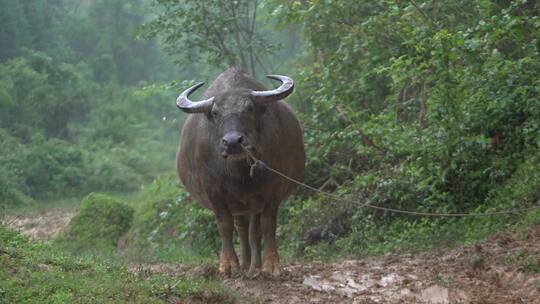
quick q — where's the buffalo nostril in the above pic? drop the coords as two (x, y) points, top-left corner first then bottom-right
(222, 132), (245, 154)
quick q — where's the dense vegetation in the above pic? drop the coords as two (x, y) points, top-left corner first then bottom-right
(56, 193), (134, 254)
(266, 0), (540, 256)
(1, 0), (540, 298)
(0, 0), (181, 206)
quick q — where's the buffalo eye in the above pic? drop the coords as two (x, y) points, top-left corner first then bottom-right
(246, 105), (254, 112)
(211, 109), (220, 117)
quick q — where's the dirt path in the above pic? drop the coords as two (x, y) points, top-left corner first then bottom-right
(120, 227), (540, 304)
(225, 227), (540, 304)
(5, 209), (76, 241)
(7, 211), (540, 303)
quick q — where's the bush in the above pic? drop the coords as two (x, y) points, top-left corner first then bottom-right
(57, 193), (134, 253)
(129, 175), (220, 258)
(0, 129), (33, 207)
(21, 135), (87, 199)
(266, 0), (540, 259)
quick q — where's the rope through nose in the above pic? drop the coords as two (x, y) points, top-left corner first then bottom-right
(241, 144), (265, 178)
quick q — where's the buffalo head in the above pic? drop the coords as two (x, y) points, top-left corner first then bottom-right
(176, 75), (294, 161)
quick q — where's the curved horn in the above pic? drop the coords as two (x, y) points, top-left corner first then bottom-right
(176, 82), (214, 113)
(250, 75), (294, 102)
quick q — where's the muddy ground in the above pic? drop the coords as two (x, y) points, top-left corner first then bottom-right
(6, 210), (540, 304)
(5, 209), (76, 241)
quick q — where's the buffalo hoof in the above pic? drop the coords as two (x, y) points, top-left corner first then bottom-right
(246, 268), (261, 279)
(262, 254), (281, 277)
(219, 254), (240, 277)
(239, 259), (251, 272)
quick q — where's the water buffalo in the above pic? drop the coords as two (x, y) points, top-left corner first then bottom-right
(176, 67), (305, 276)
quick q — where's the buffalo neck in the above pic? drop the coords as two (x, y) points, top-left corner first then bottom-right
(212, 154), (266, 193)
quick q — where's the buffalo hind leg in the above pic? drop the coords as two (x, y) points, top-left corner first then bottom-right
(248, 213), (262, 275)
(261, 206), (280, 276)
(234, 215), (250, 271)
(215, 208), (240, 276)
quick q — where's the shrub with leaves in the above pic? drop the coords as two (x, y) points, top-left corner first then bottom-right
(130, 175), (220, 257)
(269, 0), (540, 257)
(57, 193), (134, 253)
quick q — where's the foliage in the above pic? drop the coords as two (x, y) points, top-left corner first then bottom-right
(142, 0), (280, 76)
(0, 0), (176, 84)
(0, 225), (247, 304)
(0, 0), (69, 61)
(267, 0), (540, 258)
(0, 130), (33, 207)
(0, 52), (93, 138)
(0, 0), (182, 206)
(56, 193), (134, 253)
(129, 175), (220, 260)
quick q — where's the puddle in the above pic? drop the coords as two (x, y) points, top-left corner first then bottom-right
(303, 271), (458, 303)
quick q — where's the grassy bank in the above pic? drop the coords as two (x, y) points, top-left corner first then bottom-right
(0, 225), (250, 304)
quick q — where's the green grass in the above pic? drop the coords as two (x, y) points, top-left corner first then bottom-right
(280, 205), (540, 263)
(502, 249), (540, 274)
(0, 225), (252, 304)
(118, 175), (220, 264)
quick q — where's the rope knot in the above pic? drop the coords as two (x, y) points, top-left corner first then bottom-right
(249, 160), (266, 177)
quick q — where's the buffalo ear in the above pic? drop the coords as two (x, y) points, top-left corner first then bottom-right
(249, 96), (267, 114)
(204, 105), (219, 121)
(255, 103), (267, 115)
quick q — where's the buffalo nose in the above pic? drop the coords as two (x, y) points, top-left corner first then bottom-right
(221, 132), (245, 153)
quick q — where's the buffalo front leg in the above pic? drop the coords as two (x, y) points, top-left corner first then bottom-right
(234, 215), (250, 271)
(248, 213), (262, 275)
(261, 206), (280, 276)
(215, 208), (240, 276)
